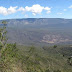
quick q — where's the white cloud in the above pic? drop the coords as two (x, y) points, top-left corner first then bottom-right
(32, 13), (36, 16)
(8, 6), (18, 14)
(64, 9), (67, 11)
(0, 4), (51, 16)
(0, 6), (8, 15)
(44, 7), (51, 14)
(44, 7), (51, 11)
(69, 5), (72, 8)
(25, 4), (44, 15)
(57, 13), (63, 15)
(0, 6), (18, 15)
(24, 4), (51, 15)
(18, 7), (25, 11)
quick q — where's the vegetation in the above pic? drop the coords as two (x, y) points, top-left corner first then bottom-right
(53, 45), (57, 48)
(0, 20), (72, 72)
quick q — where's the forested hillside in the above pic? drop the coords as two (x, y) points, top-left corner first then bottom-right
(0, 20), (72, 72)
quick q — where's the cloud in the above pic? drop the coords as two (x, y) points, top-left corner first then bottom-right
(44, 7), (51, 14)
(32, 13), (36, 16)
(44, 7), (51, 11)
(24, 4), (51, 15)
(18, 7), (25, 11)
(57, 13), (63, 15)
(69, 5), (72, 8)
(0, 6), (8, 15)
(0, 6), (18, 15)
(25, 4), (44, 15)
(8, 6), (18, 14)
(63, 9), (67, 11)
(0, 4), (51, 16)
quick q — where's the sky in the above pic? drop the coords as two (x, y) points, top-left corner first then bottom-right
(0, 0), (72, 19)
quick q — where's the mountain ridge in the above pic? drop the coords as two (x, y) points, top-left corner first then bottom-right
(0, 18), (72, 45)
(0, 18), (72, 28)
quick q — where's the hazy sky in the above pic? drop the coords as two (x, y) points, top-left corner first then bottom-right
(0, 0), (72, 19)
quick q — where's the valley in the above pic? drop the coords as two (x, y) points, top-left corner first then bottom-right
(0, 18), (71, 46)
(0, 18), (72, 72)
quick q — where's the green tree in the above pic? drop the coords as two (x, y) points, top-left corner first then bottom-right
(53, 45), (57, 48)
(0, 21), (7, 49)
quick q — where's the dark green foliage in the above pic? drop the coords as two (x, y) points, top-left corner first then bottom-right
(53, 45), (57, 48)
(53, 70), (61, 72)
(0, 43), (19, 72)
(0, 42), (2, 50)
(0, 44), (72, 72)
(67, 57), (72, 66)
(1, 43), (17, 57)
(60, 46), (72, 56)
(2, 20), (7, 27)
(0, 21), (7, 50)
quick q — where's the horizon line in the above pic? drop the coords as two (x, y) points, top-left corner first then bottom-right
(0, 18), (72, 20)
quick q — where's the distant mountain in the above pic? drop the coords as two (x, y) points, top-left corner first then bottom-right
(0, 18), (72, 45)
(0, 18), (72, 28)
